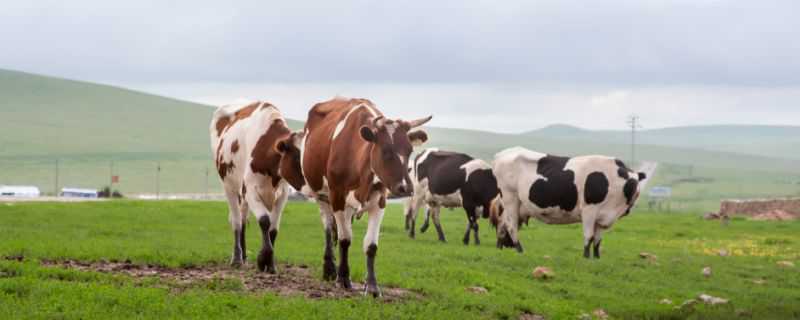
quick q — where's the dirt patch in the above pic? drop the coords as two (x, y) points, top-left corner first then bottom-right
(33, 258), (416, 301)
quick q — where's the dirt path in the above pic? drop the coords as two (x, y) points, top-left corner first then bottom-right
(3, 256), (416, 301)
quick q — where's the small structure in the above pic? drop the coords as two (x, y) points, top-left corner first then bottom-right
(718, 198), (800, 221)
(0, 185), (41, 197)
(647, 186), (672, 211)
(60, 187), (99, 199)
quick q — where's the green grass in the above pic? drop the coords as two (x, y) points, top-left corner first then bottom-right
(1, 201), (799, 319)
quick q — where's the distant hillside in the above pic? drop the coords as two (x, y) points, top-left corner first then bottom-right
(524, 124), (800, 160)
(1, 68), (799, 202)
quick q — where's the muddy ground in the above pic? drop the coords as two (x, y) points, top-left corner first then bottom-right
(3, 255), (416, 302)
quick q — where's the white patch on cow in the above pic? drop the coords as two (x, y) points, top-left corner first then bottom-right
(459, 159), (491, 183)
(385, 121), (397, 143)
(414, 148), (438, 168)
(346, 191), (362, 210)
(332, 105), (365, 140)
(428, 190), (463, 208)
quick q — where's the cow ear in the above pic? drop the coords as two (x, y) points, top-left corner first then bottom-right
(360, 126), (376, 142)
(275, 138), (291, 154)
(638, 172), (647, 180)
(408, 130), (428, 147)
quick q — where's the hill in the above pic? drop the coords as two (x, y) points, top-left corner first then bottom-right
(1, 68), (799, 209)
(524, 124), (800, 160)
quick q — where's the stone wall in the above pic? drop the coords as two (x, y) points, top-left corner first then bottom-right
(719, 198), (800, 216)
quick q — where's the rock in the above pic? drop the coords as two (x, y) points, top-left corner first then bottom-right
(592, 309), (609, 320)
(659, 299), (673, 305)
(752, 279), (766, 285)
(777, 261), (795, 268)
(702, 267), (712, 278)
(518, 313), (545, 320)
(674, 299), (697, 310)
(532, 267), (554, 280)
(698, 294), (729, 305)
(704, 212), (722, 220)
(718, 249), (729, 257)
(466, 286), (488, 294)
(639, 252), (658, 262)
(543, 255), (551, 260)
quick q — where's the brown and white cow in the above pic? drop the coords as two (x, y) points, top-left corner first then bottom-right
(209, 101), (304, 272)
(301, 97), (430, 297)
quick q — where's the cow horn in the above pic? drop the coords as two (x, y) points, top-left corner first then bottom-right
(408, 115), (433, 128)
(373, 116), (386, 127)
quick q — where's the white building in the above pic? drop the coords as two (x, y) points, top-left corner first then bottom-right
(0, 185), (41, 197)
(60, 187), (99, 198)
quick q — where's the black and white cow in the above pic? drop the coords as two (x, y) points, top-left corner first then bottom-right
(404, 148), (502, 245)
(490, 147), (646, 258)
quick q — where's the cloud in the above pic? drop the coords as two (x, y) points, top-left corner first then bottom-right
(1, 0), (800, 86)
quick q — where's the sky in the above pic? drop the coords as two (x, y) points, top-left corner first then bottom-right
(2, 0), (800, 132)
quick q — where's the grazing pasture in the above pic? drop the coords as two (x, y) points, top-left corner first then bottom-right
(1, 201), (798, 319)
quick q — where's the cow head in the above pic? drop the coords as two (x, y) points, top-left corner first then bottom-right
(360, 115), (431, 197)
(275, 131), (306, 191)
(488, 194), (504, 227)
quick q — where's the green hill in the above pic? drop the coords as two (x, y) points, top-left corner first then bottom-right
(1, 68), (799, 209)
(525, 124), (800, 160)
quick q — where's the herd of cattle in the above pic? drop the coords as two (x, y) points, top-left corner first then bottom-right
(210, 97), (647, 297)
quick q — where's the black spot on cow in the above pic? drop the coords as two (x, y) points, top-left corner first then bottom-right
(623, 178), (639, 205)
(584, 171), (609, 205)
(615, 159), (630, 179)
(529, 155), (578, 212)
(415, 151), (471, 195)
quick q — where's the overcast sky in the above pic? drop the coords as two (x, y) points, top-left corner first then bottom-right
(2, 0), (799, 132)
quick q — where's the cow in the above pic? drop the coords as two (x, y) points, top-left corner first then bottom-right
(301, 97), (430, 297)
(209, 101), (305, 272)
(403, 148), (502, 245)
(490, 147), (646, 258)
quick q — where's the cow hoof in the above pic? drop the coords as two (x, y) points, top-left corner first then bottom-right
(364, 284), (382, 298)
(514, 243), (524, 253)
(323, 262), (337, 281)
(230, 259), (243, 268)
(408, 232), (415, 239)
(338, 278), (352, 289)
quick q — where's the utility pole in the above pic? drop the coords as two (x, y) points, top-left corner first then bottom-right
(54, 159), (59, 197)
(204, 166), (209, 200)
(156, 162), (161, 200)
(626, 114), (641, 165)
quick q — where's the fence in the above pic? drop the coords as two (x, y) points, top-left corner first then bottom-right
(0, 158), (225, 198)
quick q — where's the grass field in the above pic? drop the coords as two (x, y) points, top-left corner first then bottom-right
(1, 201), (798, 319)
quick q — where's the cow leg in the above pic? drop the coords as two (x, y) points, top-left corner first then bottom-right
(267, 184), (290, 257)
(431, 206), (446, 242)
(420, 206), (431, 233)
(319, 201), (337, 281)
(246, 188), (278, 273)
(497, 197), (523, 253)
(463, 206), (477, 245)
(238, 197), (249, 263)
(363, 203), (384, 297)
(224, 190), (245, 267)
(331, 193), (354, 289)
(581, 211), (597, 259)
(472, 215), (480, 246)
(593, 226), (605, 259)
